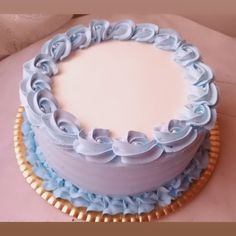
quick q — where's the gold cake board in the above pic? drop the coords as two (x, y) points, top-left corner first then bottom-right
(14, 106), (220, 222)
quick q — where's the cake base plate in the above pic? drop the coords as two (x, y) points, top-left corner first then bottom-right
(14, 106), (220, 222)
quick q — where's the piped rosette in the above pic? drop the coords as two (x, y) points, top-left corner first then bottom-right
(154, 28), (183, 51)
(187, 82), (218, 106)
(107, 20), (136, 40)
(131, 23), (159, 43)
(89, 20), (111, 43)
(24, 89), (58, 126)
(153, 120), (198, 153)
(73, 128), (116, 163)
(173, 43), (200, 66)
(41, 110), (80, 150)
(20, 72), (52, 107)
(185, 62), (214, 86)
(66, 24), (92, 50)
(41, 33), (72, 62)
(178, 103), (217, 130)
(112, 131), (163, 164)
(23, 53), (58, 77)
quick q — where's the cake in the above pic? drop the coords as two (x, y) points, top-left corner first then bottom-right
(19, 19), (218, 216)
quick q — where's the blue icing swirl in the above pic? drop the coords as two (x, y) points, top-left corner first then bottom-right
(185, 62), (213, 86)
(73, 128), (116, 163)
(154, 28), (183, 51)
(187, 82), (218, 106)
(108, 20), (136, 40)
(41, 109), (80, 149)
(131, 23), (159, 43)
(25, 89), (58, 126)
(66, 25), (92, 50)
(153, 120), (198, 153)
(89, 19), (111, 43)
(112, 131), (163, 164)
(20, 72), (52, 96)
(32, 53), (58, 76)
(19, 72), (52, 107)
(22, 117), (210, 215)
(180, 103), (216, 129)
(173, 43), (200, 66)
(41, 33), (72, 61)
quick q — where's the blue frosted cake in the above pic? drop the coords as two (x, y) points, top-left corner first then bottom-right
(19, 19), (218, 216)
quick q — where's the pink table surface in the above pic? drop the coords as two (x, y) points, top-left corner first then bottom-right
(0, 14), (236, 222)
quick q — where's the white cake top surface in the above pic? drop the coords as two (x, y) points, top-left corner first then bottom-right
(54, 40), (187, 138)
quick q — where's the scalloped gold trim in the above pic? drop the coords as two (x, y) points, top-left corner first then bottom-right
(14, 106), (220, 222)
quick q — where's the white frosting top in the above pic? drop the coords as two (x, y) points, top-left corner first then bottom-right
(53, 40), (187, 138)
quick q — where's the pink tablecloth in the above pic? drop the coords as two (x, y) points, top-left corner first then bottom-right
(0, 14), (236, 222)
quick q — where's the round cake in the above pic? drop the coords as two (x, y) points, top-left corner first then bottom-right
(19, 19), (218, 216)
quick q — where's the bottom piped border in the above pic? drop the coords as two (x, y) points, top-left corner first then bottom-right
(14, 106), (220, 222)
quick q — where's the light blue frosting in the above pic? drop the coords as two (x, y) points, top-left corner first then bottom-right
(22, 114), (210, 215)
(41, 110), (80, 149)
(24, 53), (58, 77)
(131, 23), (158, 42)
(41, 34), (72, 62)
(112, 131), (163, 164)
(20, 19), (218, 165)
(154, 28), (183, 51)
(25, 89), (58, 126)
(173, 43), (200, 66)
(153, 120), (198, 153)
(73, 128), (116, 163)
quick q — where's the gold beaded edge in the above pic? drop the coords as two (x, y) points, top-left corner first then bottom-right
(14, 106), (220, 222)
